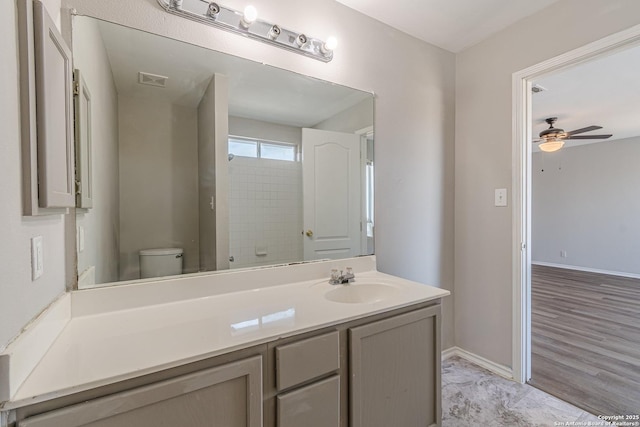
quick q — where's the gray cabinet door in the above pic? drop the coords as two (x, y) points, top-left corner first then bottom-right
(349, 306), (442, 427)
(18, 0), (75, 214)
(18, 356), (263, 427)
(33, 0), (75, 208)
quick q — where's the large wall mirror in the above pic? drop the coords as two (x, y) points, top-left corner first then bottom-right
(73, 16), (374, 289)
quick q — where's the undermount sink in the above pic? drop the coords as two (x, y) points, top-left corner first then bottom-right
(324, 283), (398, 304)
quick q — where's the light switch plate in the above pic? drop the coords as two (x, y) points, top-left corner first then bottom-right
(31, 236), (44, 280)
(495, 188), (507, 207)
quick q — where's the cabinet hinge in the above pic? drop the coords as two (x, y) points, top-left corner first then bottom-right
(73, 81), (80, 96)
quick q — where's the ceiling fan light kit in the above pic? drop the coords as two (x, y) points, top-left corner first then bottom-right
(538, 139), (565, 153)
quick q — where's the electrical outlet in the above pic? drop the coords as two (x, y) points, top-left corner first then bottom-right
(31, 236), (44, 280)
(560, 250), (567, 258)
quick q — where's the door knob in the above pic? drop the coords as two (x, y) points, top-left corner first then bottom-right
(305, 229), (313, 237)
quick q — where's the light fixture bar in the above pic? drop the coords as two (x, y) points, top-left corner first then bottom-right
(157, 0), (335, 62)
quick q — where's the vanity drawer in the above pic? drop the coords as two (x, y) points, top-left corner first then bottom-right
(275, 331), (339, 391)
(277, 375), (340, 427)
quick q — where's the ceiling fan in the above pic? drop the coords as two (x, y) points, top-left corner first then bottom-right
(534, 117), (612, 152)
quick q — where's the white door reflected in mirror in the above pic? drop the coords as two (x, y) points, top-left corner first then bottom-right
(302, 128), (362, 261)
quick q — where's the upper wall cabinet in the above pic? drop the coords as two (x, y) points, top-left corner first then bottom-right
(18, 0), (75, 215)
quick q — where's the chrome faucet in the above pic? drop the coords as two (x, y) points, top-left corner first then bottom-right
(329, 267), (355, 285)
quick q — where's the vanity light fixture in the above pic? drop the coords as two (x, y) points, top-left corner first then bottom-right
(538, 138), (565, 153)
(157, 0), (336, 62)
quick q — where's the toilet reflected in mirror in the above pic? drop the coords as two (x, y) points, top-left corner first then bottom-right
(139, 248), (184, 279)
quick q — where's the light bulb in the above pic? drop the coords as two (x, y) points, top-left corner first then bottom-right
(240, 5), (257, 27)
(320, 36), (337, 56)
(325, 36), (337, 51)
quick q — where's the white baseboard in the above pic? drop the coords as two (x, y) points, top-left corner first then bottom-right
(442, 346), (513, 380)
(532, 261), (640, 280)
(441, 346), (458, 360)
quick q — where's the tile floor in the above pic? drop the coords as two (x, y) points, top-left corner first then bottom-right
(442, 356), (602, 426)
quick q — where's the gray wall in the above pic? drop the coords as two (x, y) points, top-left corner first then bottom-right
(73, 17), (120, 285)
(118, 95), (199, 281)
(0, 0), (68, 349)
(455, 0), (640, 367)
(532, 137), (640, 276)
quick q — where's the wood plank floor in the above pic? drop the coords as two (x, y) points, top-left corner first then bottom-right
(529, 265), (640, 416)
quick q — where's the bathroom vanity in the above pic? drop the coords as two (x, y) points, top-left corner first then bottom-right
(0, 257), (448, 427)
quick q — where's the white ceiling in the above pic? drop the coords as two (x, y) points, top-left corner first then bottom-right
(335, 0), (562, 52)
(532, 44), (640, 149)
(95, 20), (370, 128)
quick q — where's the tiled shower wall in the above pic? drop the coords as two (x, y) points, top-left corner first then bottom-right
(229, 157), (303, 268)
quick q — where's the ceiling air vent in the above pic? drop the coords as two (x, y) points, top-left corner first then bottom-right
(138, 72), (168, 88)
(531, 84), (547, 94)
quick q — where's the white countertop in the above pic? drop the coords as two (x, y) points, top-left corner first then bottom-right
(1, 258), (449, 409)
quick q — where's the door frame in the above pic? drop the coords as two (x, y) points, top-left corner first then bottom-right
(355, 126), (374, 255)
(511, 24), (640, 384)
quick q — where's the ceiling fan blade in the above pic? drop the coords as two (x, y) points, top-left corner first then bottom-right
(565, 134), (612, 140)
(566, 125), (602, 135)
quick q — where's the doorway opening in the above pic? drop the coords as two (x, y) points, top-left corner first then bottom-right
(512, 24), (640, 413)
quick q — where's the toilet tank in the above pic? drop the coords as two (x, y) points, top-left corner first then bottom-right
(139, 248), (183, 279)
